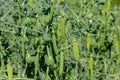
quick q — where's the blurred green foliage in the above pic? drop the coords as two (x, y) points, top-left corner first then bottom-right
(0, 0), (120, 80)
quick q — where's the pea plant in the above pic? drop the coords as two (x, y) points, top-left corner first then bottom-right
(0, 0), (120, 80)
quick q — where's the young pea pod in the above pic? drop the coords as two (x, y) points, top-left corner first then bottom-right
(21, 28), (26, 59)
(104, 58), (107, 74)
(86, 33), (91, 51)
(110, 65), (114, 74)
(59, 51), (64, 76)
(7, 59), (13, 80)
(61, 12), (66, 39)
(89, 55), (93, 77)
(114, 35), (119, 53)
(29, 0), (33, 7)
(117, 55), (120, 65)
(52, 28), (58, 55)
(106, 0), (111, 12)
(35, 52), (39, 78)
(102, 10), (106, 21)
(57, 0), (61, 5)
(73, 38), (80, 60)
(57, 12), (66, 42)
(50, 0), (54, 21)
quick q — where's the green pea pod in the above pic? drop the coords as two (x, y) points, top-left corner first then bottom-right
(57, 0), (61, 5)
(73, 38), (80, 60)
(29, 0), (33, 7)
(107, 0), (111, 11)
(50, 0), (54, 21)
(59, 51), (64, 76)
(86, 33), (91, 51)
(52, 28), (58, 55)
(114, 35), (119, 53)
(104, 58), (107, 74)
(61, 12), (66, 39)
(89, 55), (93, 77)
(7, 59), (13, 80)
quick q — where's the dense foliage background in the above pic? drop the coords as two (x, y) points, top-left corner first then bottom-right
(0, 0), (120, 80)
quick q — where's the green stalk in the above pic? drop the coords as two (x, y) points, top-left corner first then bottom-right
(17, 0), (22, 24)
(45, 67), (51, 80)
(21, 28), (26, 59)
(19, 27), (27, 77)
(0, 41), (4, 70)
(34, 46), (40, 78)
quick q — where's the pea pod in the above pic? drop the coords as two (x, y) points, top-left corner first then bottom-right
(59, 51), (64, 76)
(114, 35), (119, 53)
(7, 59), (13, 80)
(73, 38), (80, 60)
(50, 0), (54, 21)
(104, 58), (107, 74)
(107, 0), (111, 11)
(52, 28), (58, 55)
(89, 55), (93, 77)
(57, 0), (61, 5)
(61, 12), (66, 39)
(86, 33), (91, 51)
(29, 0), (33, 7)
